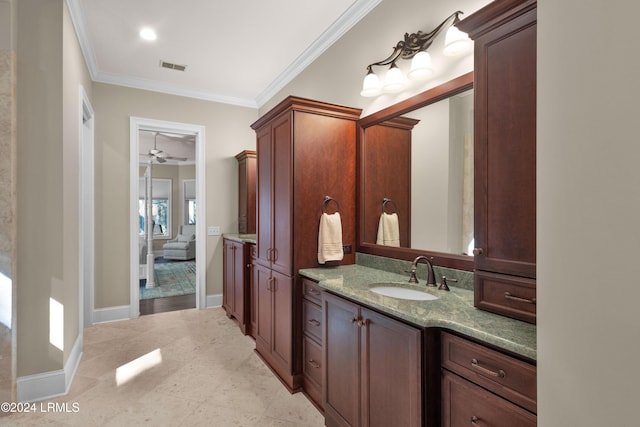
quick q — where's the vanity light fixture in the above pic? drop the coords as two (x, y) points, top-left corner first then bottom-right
(360, 11), (471, 97)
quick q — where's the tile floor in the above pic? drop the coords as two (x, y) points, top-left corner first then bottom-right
(4, 308), (324, 426)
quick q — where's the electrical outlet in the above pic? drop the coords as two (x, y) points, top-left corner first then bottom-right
(207, 226), (221, 236)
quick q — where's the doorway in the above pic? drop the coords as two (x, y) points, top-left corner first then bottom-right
(129, 118), (206, 317)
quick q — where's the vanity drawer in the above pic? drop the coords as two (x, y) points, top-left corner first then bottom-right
(441, 332), (537, 413)
(303, 336), (323, 387)
(442, 370), (536, 427)
(475, 271), (536, 324)
(302, 277), (323, 305)
(302, 299), (323, 343)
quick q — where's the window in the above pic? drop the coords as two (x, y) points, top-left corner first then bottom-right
(139, 177), (172, 239)
(187, 199), (196, 225)
(184, 179), (196, 225)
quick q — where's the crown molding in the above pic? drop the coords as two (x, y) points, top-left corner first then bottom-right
(94, 71), (259, 108)
(66, 0), (98, 79)
(65, 0), (380, 109)
(254, 0), (382, 107)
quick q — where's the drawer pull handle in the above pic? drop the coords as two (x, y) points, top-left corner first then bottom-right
(307, 319), (321, 326)
(308, 359), (320, 369)
(504, 292), (537, 305)
(308, 289), (321, 295)
(470, 415), (480, 426)
(471, 359), (505, 378)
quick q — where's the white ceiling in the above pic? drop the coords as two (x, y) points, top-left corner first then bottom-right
(68, 0), (381, 108)
(139, 131), (196, 165)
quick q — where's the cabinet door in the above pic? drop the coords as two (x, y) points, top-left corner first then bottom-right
(361, 307), (422, 427)
(473, 8), (537, 278)
(271, 114), (293, 275)
(256, 125), (272, 267)
(254, 263), (273, 354)
(442, 370), (536, 427)
(271, 269), (292, 372)
(323, 292), (361, 427)
(222, 239), (234, 316)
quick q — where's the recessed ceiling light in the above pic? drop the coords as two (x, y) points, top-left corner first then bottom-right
(139, 28), (157, 41)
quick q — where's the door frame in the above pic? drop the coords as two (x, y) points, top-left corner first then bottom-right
(80, 85), (95, 328)
(129, 117), (206, 318)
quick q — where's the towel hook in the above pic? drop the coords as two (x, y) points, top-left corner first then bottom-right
(322, 196), (340, 214)
(382, 198), (398, 214)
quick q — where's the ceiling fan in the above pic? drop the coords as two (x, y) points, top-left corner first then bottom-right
(148, 132), (187, 163)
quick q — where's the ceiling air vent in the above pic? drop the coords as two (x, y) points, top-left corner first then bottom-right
(159, 60), (187, 72)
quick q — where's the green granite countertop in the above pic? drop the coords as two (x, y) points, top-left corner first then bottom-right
(299, 265), (537, 361)
(222, 233), (256, 244)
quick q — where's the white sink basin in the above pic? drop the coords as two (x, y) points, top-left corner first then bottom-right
(370, 286), (438, 301)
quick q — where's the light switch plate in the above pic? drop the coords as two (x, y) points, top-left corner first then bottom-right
(207, 226), (221, 236)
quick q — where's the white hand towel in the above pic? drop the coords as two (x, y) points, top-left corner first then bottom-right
(318, 212), (344, 264)
(376, 212), (400, 247)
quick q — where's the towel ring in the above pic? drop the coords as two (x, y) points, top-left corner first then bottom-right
(382, 198), (398, 214)
(322, 196), (340, 214)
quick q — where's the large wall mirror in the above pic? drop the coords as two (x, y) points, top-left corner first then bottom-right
(357, 72), (474, 271)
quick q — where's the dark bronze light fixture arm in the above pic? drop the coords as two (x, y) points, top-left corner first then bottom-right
(364, 11), (464, 72)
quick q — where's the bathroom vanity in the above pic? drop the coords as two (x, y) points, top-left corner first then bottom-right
(299, 262), (536, 426)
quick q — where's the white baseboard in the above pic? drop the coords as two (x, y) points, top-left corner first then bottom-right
(92, 305), (130, 324)
(17, 333), (83, 402)
(206, 293), (222, 308)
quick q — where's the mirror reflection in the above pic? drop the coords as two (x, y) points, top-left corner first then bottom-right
(361, 88), (474, 256)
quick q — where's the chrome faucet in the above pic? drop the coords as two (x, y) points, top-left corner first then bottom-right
(407, 256), (437, 287)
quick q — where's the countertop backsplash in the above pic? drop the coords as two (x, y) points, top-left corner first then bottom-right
(355, 252), (474, 291)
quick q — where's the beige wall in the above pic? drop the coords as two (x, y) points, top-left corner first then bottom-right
(537, 1), (640, 425)
(16, 0), (92, 377)
(93, 83), (257, 308)
(0, 0), (16, 406)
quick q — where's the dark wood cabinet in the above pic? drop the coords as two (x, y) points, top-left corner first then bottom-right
(442, 371), (536, 427)
(251, 97), (361, 391)
(222, 238), (250, 334)
(235, 150), (256, 234)
(459, 0), (537, 324)
(301, 278), (324, 410)
(441, 332), (537, 427)
(360, 117), (418, 247)
(253, 262), (293, 377)
(323, 292), (422, 427)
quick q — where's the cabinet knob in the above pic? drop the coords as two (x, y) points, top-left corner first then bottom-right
(473, 248), (483, 256)
(470, 416), (480, 426)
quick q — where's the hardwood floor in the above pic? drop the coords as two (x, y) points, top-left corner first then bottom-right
(140, 293), (195, 315)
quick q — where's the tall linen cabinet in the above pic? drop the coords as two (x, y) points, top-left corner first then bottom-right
(250, 96), (361, 391)
(459, 0), (537, 324)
